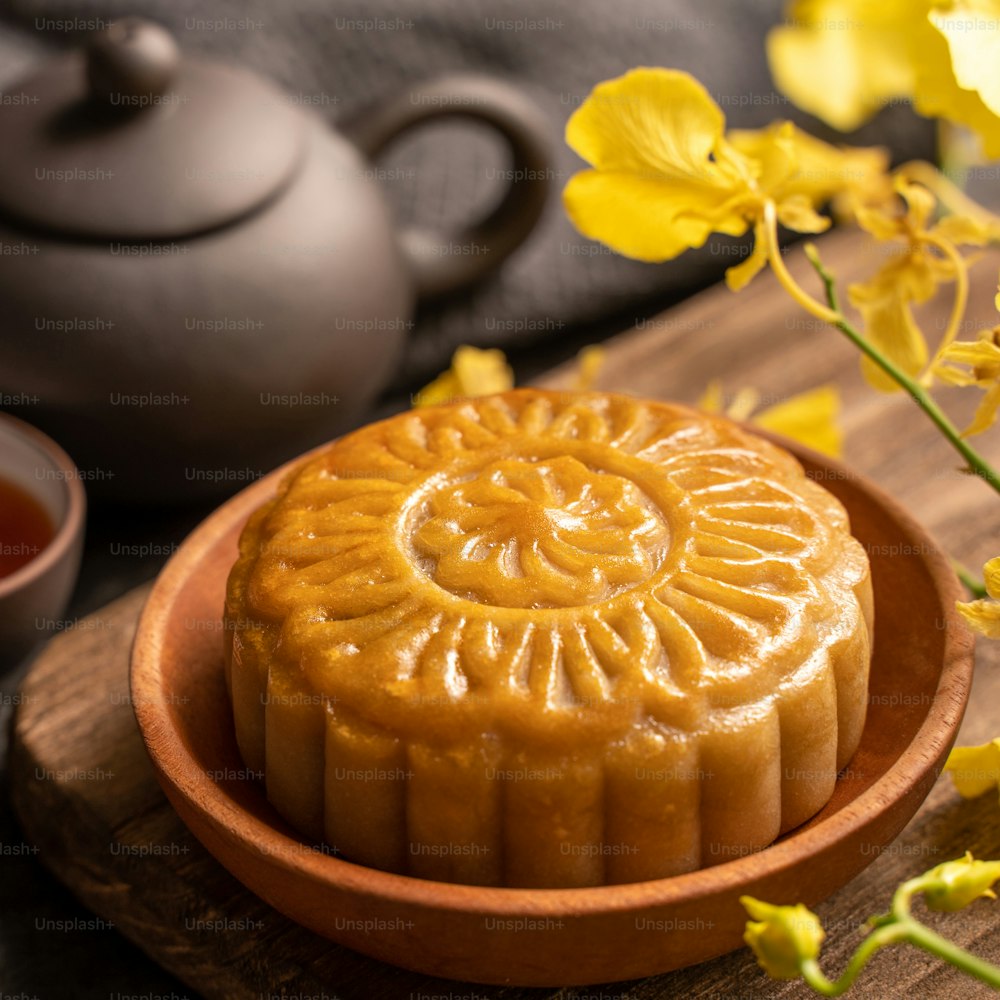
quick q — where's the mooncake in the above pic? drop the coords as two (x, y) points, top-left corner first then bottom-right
(224, 389), (873, 887)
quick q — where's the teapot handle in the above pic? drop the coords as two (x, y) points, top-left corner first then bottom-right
(342, 75), (552, 300)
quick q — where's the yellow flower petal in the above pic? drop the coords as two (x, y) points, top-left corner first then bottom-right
(939, 338), (1000, 371)
(413, 346), (514, 407)
(563, 169), (749, 262)
(725, 224), (771, 292)
(957, 597), (1000, 637)
(729, 122), (892, 217)
(766, 0), (917, 132)
(566, 68), (735, 178)
(698, 379), (724, 414)
(775, 195), (832, 234)
(927, 1), (1000, 153)
(931, 2), (1000, 116)
(700, 381), (840, 455)
(452, 345), (514, 396)
(737, 121), (799, 196)
(728, 387), (762, 422)
(573, 345), (606, 391)
(897, 177), (937, 233)
(753, 385), (843, 457)
(413, 371), (460, 408)
(769, 1), (1000, 157)
(983, 555), (1000, 600)
(936, 337), (1000, 433)
(913, 6), (1000, 158)
(963, 381), (1000, 437)
(563, 68), (755, 262)
(848, 273), (930, 392)
(945, 739), (1000, 799)
(934, 363), (978, 387)
(855, 204), (903, 242)
(698, 381), (761, 420)
(856, 175), (947, 251)
(933, 213), (994, 247)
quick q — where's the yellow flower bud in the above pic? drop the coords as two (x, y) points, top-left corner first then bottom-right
(740, 896), (825, 979)
(922, 852), (1000, 913)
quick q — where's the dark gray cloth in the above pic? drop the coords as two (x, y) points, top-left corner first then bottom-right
(0, 0), (933, 391)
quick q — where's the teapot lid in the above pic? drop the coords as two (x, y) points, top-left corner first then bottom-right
(0, 18), (306, 240)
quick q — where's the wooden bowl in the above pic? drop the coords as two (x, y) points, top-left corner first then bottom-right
(130, 434), (974, 986)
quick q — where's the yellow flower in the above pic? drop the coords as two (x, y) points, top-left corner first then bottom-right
(955, 556), (1000, 637)
(416, 344), (611, 408)
(945, 737), (1000, 801)
(413, 346), (514, 407)
(920, 852), (1000, 912)
(573, 345), (606, 391)
(768, 0), (1000, 157)
(846, 178), (989, 393)
(922, 2), (1000, 157)
(741, 896), (825, 979)
(699, 380), (843, 457)
(728, 121), (893, 221)
(699, 380), (758, 421)
(768, 0), (916, 134)
(563, 68), (854, 289)
(936, 285), (1000, 435)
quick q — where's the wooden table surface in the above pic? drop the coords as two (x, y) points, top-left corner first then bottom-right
(9, 229), (1000, 999)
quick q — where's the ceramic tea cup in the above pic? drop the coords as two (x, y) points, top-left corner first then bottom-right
(0, 413), (86, 669)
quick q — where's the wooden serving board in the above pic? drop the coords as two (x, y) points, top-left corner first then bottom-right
(11, 230), (1000, 999)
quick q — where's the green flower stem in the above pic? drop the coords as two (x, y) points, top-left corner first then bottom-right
(904, 921), (1000, 990)
(799, 924), (911, 997)
(797, 878), (1000, 996)
(893, 876), (1000, 990)
(954, 560), (989, 599)
(803, 245), (1000, 497)
(800, 921), (1000, 996)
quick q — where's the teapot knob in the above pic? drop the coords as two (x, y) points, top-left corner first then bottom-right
(86, 17), (179, 105)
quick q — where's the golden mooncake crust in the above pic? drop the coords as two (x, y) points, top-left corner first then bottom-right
(225, 389), (873, 887)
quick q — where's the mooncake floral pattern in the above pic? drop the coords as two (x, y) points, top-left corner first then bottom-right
(412, 455), (670, 608)
(230, 389), (870, 736)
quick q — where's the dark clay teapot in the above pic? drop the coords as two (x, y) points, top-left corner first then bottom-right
(0, 18), (551, 500)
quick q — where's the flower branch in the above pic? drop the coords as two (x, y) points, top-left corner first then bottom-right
(801, 244), (1000, 497)
(742, 854), (1000, 995)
